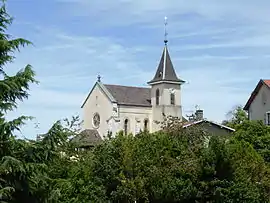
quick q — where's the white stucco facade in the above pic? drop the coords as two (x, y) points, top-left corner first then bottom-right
(82, 83), (153, 138)
(118, 105), (152, 135)
(82, 83), (114, 138)
(150, 83), (183, 132)
(246, 82), (270, 124)
(81, 82), (170, 138)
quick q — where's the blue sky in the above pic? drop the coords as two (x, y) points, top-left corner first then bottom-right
(5, 0), (270, 139)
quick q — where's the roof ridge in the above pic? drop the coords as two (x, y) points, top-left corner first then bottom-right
(262, 79), (270, 88)
(104, 84), (150, 89)
(263, 79), (270, 84)
(183, 119), (235, 132)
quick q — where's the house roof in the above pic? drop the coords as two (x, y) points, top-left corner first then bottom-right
(265, 80), (270, 87)
(244, 79), (270, 110)
(148, 45), (185, 85)
(71, 129), (102, 147)
(183, 119), (235, 132)
(104, 84), (152, 107)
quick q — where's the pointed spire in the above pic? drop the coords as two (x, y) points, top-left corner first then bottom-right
(148, 17), (184, 85)
(148, 46), (184, 85)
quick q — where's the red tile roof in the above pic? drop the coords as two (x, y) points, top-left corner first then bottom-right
(264, 80), (270, 87)
(243, 79), (270, 110)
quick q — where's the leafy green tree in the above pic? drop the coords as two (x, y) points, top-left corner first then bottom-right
(69, 126), (270, 202)
(222, 105), (248, 128)
(27, 114), (269, 202)
(199, 136), (270, 202)
(234, 120), (270, 163)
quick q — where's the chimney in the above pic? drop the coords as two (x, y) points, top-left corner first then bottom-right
(195, 109), (203, 120)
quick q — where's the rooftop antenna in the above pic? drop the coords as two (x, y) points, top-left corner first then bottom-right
(164, 16), (168, 45)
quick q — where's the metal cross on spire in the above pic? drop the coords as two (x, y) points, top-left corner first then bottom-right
(97, 75), (101, 82)
(164, 16), (168, 45)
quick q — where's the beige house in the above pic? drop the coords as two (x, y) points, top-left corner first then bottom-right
(244, 79), (270, 125)
(81, 43), (185, 139)
(183, 119), (235, 137)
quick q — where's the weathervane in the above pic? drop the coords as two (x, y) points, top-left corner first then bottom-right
(164, 16), (168, 45)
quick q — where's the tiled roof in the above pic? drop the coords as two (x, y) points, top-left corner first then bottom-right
(104, 84), (151, 107)
(183, 119), (235, 132)
(264, 80), (270, 87)
(71, 129), (102, 147)
(244, 79), (270, 110)
(148, 46), (184, 84)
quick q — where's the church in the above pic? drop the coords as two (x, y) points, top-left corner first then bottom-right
(81, 40), (186, 139)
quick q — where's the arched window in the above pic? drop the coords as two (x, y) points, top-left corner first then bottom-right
(144, 119), (149, 131)
(124, 119), (129, 135)
(170, 93), (175, 105)
(156, 89), (160, 105)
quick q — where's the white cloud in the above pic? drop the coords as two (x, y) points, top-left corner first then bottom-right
(56, 0), (270, 26)
(175, 34), (270, 50)
(175, 54), (270, 61)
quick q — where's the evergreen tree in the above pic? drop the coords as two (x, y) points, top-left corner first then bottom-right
(0, 1), (37, 202)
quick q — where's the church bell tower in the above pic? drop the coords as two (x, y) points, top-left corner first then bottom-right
(148, 17), (185, 131)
